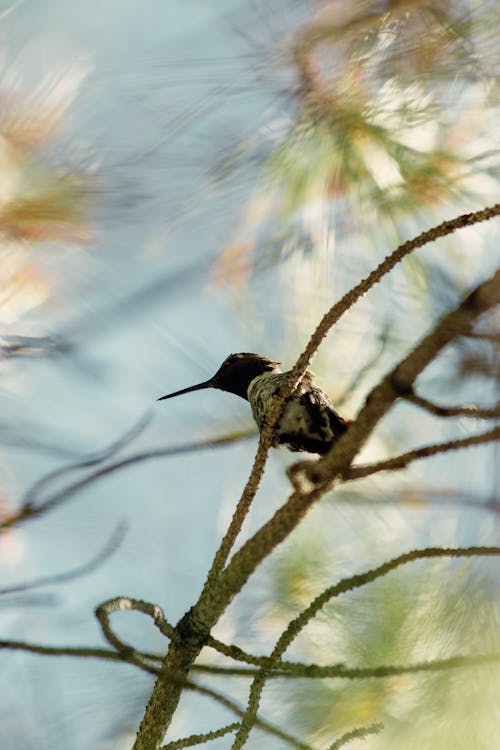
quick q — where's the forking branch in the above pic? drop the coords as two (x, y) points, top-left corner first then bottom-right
(131, 206), (500, 750)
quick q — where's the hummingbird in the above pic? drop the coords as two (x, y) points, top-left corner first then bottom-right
(158, 353), (348, 454)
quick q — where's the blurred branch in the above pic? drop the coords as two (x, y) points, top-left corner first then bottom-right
(292, 0), (426, 89)
(0, 429), (255, 532)
(0, 522), (126, 596)
(464, 330), (500, 344)
(404, 389), (500, 418)
(347, 426), (500, 479)
(334, 325), (391, 409)
(25, 412), (152, 505)
(0, 335), (68, 360)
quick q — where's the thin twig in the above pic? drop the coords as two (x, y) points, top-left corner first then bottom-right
(95, 597), (176, 655)
(0, 523), (126, 595)
(161, 723), (239, 749)
(229, 545), (500, 747)
(346, 427), (500, 480)
(132, 209), (500, 750)
(184, 680), (316, 750)
(404, 390), (500, 419)
(265, 653), (500, 680)
(0, 430), (255, 532)
(202, 206), (500, 593)
(328, 722), (384, 750)
(202, 432), (271, 589)
(269, 205), (500, 450)
(0, 637), (314, 749)
(24, 412), (152, 505)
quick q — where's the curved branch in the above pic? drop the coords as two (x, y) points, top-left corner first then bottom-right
(25, 412), (152, 505)
(269, 205), (500, 449)
(0, 523), (126, 596)
(184, 681), (316, 750)
(296, 265), (500, 488)
(328, 722), (384, 750)
(228, 545), (500, 747)
(95, 597), (176, 656)
(0, 637), (313, 750)
(133, 210), (500, 750)
(0, 430), (255, 532)
(201, 206), (500, 593)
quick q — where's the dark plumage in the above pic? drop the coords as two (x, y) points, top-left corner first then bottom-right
(158, 353), (348, 454)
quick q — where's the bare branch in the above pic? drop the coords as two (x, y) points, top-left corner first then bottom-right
(347, 427), (500, 479)
(269, 545), (500, 660)
(25, 412), (152, 505)
(228, 545), (500, 747)
(133, 210), (500, 750)
(201, 207), (500, 595)
(0, 639), (127, 662)
(202, 431), (271, 589)
(0, 430), (255, 532)
(296, 266), (500, 489)
(268, 205), (500, 446)
(268, 653), (500, 680)
(404, 390), (500, 419)
(0, 637), (313, 750)
(184, 681), (316, 750)
(464, 330), (500, 344)
(0, 523), (126, 596)
(207, 270), (500, 629)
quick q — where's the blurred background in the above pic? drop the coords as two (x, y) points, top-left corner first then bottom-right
(0, 1), (499, 748)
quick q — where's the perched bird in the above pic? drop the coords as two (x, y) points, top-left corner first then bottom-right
(158, 352), (348, 455)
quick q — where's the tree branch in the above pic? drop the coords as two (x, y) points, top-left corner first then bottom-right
(404, 390), (500, 419)
(229, 545), (500, 746)
(346, 427), (500, 480)
(0, 430), (254, 532)
(0, 523), (126, 596)
(161, 723), (239, 750)
(132, 209), (500, 750)
(201, 206), (500, 590)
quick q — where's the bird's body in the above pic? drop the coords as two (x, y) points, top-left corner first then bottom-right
(247, 369), (347, 453)
(158, 353), (348, 455)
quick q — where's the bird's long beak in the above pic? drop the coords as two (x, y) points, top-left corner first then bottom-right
(157, 379), (214, 401)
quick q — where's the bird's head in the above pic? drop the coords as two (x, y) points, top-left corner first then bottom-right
(158, 352), (280, 402)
